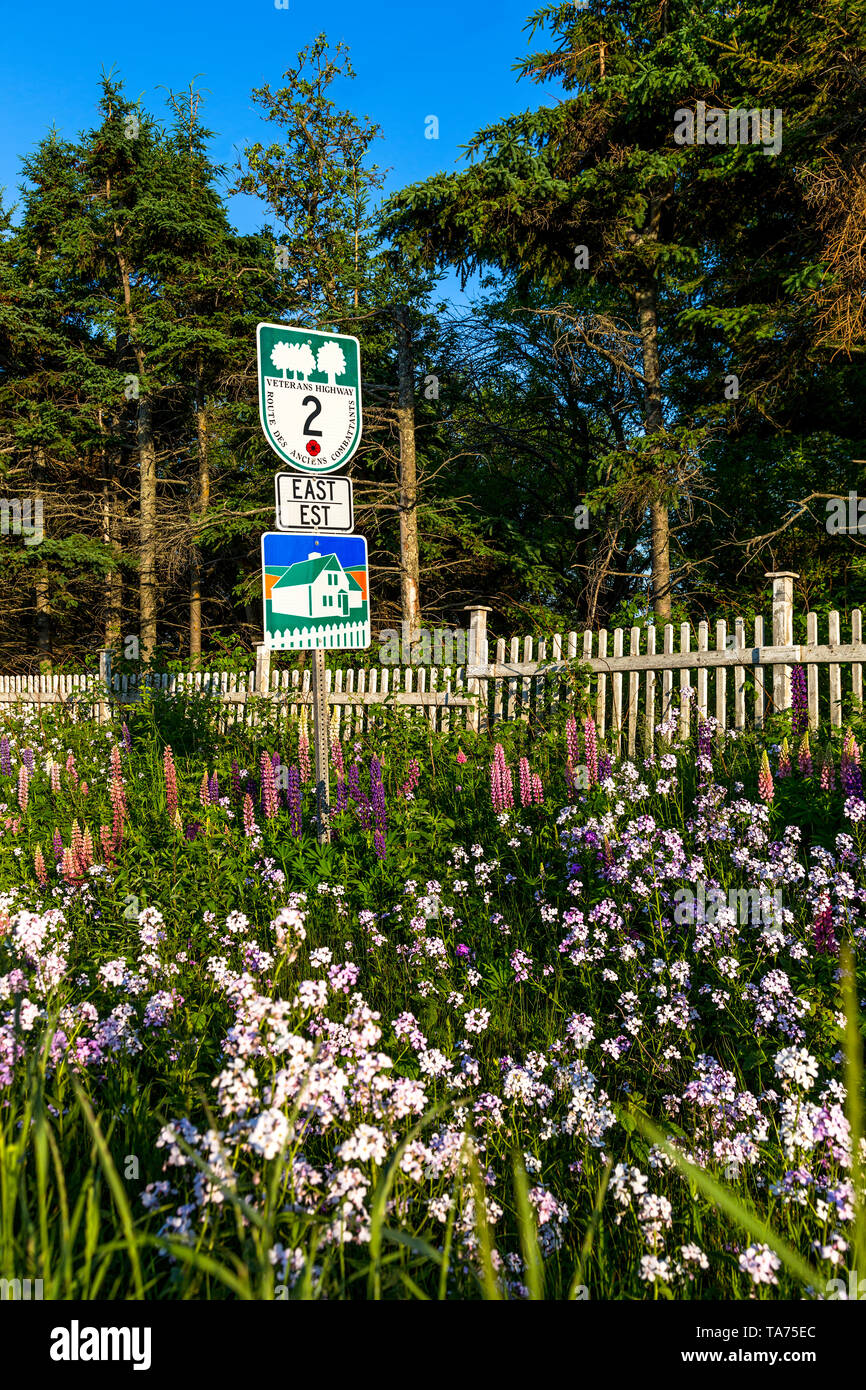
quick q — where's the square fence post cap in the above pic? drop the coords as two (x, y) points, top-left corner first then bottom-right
(764, 571), (800, 580)
(463, 604), (493, 612)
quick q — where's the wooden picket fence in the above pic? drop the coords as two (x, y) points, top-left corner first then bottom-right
(0, 573), (863, 749)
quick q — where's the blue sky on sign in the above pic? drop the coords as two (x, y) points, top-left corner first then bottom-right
(0, 0), (564, 308)
(262, 532), (367, 573)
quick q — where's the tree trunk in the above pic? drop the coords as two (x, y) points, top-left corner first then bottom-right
(189, 372), (209, 668)
(395, 307), (422, 637)
(33, 450), (51, 668)
(100, 416), (123, 650)
(633, 270), (671, 623)
(137, 394), (158, 663)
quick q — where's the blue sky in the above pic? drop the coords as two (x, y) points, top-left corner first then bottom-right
(0, 0), (563, 306)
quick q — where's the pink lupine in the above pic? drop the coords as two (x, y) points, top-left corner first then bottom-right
(79, 827), (94, 874)
(798, 733), (812, 779)
(110, 744), (122, 781)
(100, 826), (114, 865)
(163, 746), (178, 818)
(17, 765), (28, 813)
(61, 848), (78, 884)
(80, 782), (89, 797)
(50, 761), (61, 796)
(531, 773), (544, 805)
(518, 756), (532, 807)
(110, 775), (126, 824)
(490, 743), (514, 811)
(331, 738), (344, 777)
(243, 792), (256, 835)
(820, 749), (836, 791)
(199, 770), (210, 808)
(66, 751), (78, 790)
(456, 749), (467, 765)
(758, 750), (774, 803)
(34, 845), (48, 886)
(777, 738), (791, 778)
(299, 731), (311, 783)
(260, 751), (278, 819)
(583, 716), (598, 786)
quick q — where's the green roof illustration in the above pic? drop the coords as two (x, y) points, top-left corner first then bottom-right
(271, 553), (362, 590)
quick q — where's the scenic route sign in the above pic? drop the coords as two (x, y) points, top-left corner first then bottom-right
(261, 532), (370, 651)
(275, 473), (354, 534)
(257, 323), (362, 475)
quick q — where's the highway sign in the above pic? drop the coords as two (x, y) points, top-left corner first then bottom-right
(261, 532), (370, 651)
(257, 323), (362, 475)
(275, 473), (354, 533)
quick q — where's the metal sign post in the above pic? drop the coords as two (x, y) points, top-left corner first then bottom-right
(312, 647), (331, 844)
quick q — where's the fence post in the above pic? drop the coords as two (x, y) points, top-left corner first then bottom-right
(255, 644), (271, 697)
(98, 648), (112, 726)
(765, 571), (798, 713)
(464, 605), (491, 733)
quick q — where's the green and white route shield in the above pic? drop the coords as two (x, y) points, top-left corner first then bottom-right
(257, 323), (362, 475)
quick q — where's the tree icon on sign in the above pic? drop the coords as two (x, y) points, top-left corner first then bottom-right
(271, 340), (316, 380)
(316, 340), (346, 385)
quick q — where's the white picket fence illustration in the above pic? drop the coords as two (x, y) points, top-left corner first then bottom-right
(0, 574), (863, 749)
(268, 620), (370, 651)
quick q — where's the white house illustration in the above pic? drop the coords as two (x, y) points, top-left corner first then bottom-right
(270, 552), (364, 620)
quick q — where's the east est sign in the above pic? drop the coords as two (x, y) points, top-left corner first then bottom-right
(275, 473), (354, 533)
(257, 323), (362, 475)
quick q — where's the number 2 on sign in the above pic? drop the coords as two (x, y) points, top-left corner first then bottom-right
(302, 396), (323, 436)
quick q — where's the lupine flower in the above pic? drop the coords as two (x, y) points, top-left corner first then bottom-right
(66, 752), (78, 789)
(260, 751), (278, 820)
(820, 748), (836, 791)
(398, 758), (420, 800)
(372, 778), (387, 837)
(798, 733), (813, 779)
(456, 749), (467, 765)
(110, 745), (122, 781)
(374, 830), (386, 859)
(17, 765), (28, 813)
(490, 743), (514, 811)
(583, 716), (598, 786)
(598, 751), (612, 782)
(80, 782), (89, 797)
(348, 762), (362, 804)
(841, 731), (862, 797)
(242, 793), (256, 835)
(231, 759), (242, 802)
(777, 738), (791, 778)
(813, 902), (838, 956)
(791, 665), (808, 737)
(185, 821), (202, 841)
(335, 777), (348, 813)
(121, 721), (132, 752)
(299, 732), (311, 784)
(331, 738), (344, 777)
(531, 773), (544, 805)
(100, 826), (113, 864)
(50, 761), (61, 796)
(518, 756), (532, 807)
(199, 770), (210, 808)
(370, 756), (382, 792)
(20, 747), (35, 773)
(758, 750), (774, 802)
(79, 827), (94, 874)
(163, 746), (178, 818)
(209, 772), (219, 805)
(61, 847), (78, 884)
(34, 845), (48, 885)
(52, 828), (63, 862)
(0, 736), (10, 776)
(71, 820), (84, 867)
(287, 766), (302, 836)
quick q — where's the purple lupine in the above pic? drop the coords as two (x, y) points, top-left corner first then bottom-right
(121, 721), (132, 752)
(335, 777), (348, 813)
(841, 731), (862, 797)
(518, 756), (532, 807)
(184, 821), (202, 841)
(358, 793), (372, 830)
(288, 766), (302, 837)
(374, 830), (386, 859)
(372, 778), (387, 836)
(370, 756), (382, 793)
(208, 772), (220, 804)
(598, 751), (612, 782)
(583, 717), (598, 786)
(20, 747), (35, 773)
(791, 665), (808, 737)
(231, 759), (241, 802)
(0, 736), (10, 776)
(698, 719), (712, 762)
(813, 903), (837, 955)
(260, 751), (278, 820)
(348, 762), (362, 804)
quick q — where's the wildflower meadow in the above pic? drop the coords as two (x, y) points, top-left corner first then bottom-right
(2, 667), (865, 1305)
